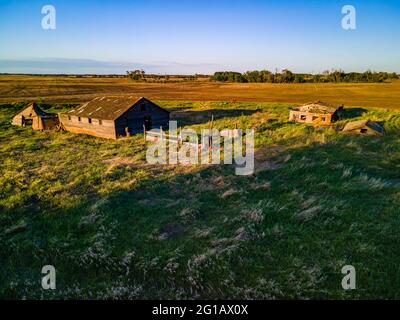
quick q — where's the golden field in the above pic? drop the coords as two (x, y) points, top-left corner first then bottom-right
(0, 75), (400, 110)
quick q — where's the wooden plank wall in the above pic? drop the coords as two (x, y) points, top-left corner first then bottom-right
(59, 113), (117, 139)
(115, 100), (170, 137)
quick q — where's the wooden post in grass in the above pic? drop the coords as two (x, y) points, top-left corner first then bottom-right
(143, 124), (146, 144)
(209, 115), (214, 148)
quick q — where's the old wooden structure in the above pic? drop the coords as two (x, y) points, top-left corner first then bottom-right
(342, 120), (385, 136)
(11, 102), (59, 131)
(59, 97), (170, 139)
(289, 101), (344, 125)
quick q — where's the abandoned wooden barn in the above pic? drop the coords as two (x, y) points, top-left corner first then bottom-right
(289, 101), (344, 125)
(11, 102), (59, 131)
(59, 97), (170, 139)
(342, 119), (385, 136)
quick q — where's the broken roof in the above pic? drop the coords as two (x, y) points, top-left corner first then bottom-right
(292, 101), (343, 114)
(343, 119), (385, 134)
(15, 102), (50, 118)
(64, 96), (164, 121)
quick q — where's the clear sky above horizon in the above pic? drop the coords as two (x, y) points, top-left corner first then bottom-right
(0, 0), (399, 74)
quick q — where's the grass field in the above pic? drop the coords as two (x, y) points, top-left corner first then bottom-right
(1, 75), (400, 110)
(1, 97), (400, 299)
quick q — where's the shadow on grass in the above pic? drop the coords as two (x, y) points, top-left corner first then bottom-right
(341, 108), (368, 120)
(171, 108), (259, 126)
(1, 99), (399, 299)
(1, 127), (400, 299)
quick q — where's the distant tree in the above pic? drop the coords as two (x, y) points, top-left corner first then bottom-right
(127, 69), (146, 81)
(244, 71), (261, 83)
(281, 69), (295, 83)
(294, 74), (305, 83)
(211, 71), (246, 83)
(260, 70), (274, 83)
(329, 70), (345, 83)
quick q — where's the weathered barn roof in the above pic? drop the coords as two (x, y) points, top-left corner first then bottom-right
(14, 102), (50, 118)
(343, 119), (385, 134)
(65, 96), (169, 121)
(292, 101), (343, 114)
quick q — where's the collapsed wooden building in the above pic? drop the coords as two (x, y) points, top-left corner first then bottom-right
(342, 119), (385, 136)
(59, 97), (170, 139)
(289, 101), (344, 125)
(11, 102), (59, 131)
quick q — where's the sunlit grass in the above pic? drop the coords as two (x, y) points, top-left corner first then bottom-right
(0, 101), (399, 299)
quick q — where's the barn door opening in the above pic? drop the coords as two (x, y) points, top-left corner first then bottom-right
(144, 116), (152, 131)
(23, 116), (33, 127)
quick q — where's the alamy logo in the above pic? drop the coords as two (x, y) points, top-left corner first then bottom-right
(42, 5), (56, 30)
(41, 265), (56, 290)
(341, 265), (356, 290)
(342, 5), (356, 30)
(145, 121), (254, 176)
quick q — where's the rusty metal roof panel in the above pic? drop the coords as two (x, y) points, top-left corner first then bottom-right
(64, 96), (144, 120)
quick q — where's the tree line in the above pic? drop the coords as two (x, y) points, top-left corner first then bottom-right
(211, 70), (399, 83)
(126, 70), (209, 82)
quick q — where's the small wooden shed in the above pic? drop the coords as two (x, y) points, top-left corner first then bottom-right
(59, 97), (170, 139)
(289, 101), (344, 125)
(342, 120), (385, 136)
(12, 103), (59, 131)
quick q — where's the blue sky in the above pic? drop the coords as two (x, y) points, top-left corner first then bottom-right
(0, 0), (399, 74)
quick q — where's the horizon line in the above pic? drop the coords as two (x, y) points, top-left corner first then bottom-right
(1, 58), (400, 76)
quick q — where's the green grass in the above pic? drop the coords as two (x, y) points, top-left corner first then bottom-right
(0, 101), (399, 299)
